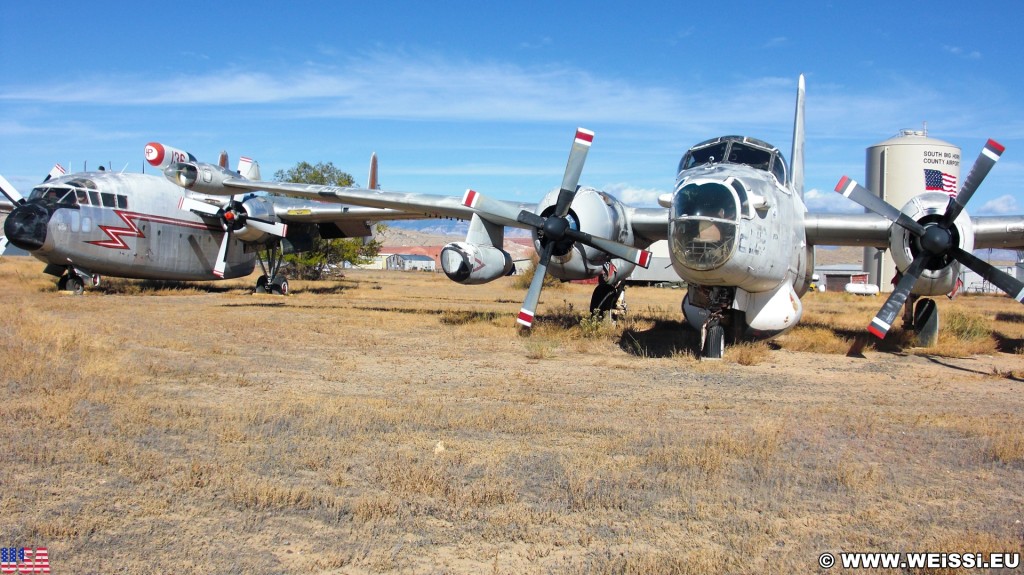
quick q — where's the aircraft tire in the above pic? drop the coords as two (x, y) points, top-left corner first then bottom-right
(254, 275), (269, 294)
(589, 282), (621, 315)
(270, 277), (289, 296)
(65, 275), (84, 295)
(702, 324), (724, 360)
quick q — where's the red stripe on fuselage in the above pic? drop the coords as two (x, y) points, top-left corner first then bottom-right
(86, 209), (218, 249)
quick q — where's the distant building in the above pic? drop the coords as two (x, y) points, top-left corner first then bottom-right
(626, 240), (682, 285)
(386, 253), (436, 272)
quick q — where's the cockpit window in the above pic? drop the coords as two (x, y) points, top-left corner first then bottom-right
(679, 142), (727, 173)
(30, 186), (78, 205)
(678, 136), (788, 184)
(772, 156), (787, 184)
(66, 178), (98, 190)
(726, 142), (771, 171)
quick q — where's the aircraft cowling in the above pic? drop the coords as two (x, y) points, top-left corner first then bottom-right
(440, 242), (513, 284)
(889, 192), (974, 296)
(164, 161), (236, 195)
(531, 186), (634, 281)
(231, 196), (282, 244)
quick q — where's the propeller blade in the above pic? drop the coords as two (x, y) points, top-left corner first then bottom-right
(564, 228), (652, 268)
(942, 139), (1004, 227)
(554, 128), (594, 217)
(247, 217), (288, 237)
(461, 189), (522, 222)
(0, 174), (25, 205)
(44, 164), (66, 182)
(0, 236), (9, 256)
(518, 242), (555, 328)
(212, 230), (231, 278)
(867, 255), (928, 339)
(516, 210), (546, 229)
(177, 196), (222, 217)
(953, 247), (1024, 303)
(835, 176), (926, 236)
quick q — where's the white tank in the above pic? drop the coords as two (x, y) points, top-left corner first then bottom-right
(863, 130), (961, 291)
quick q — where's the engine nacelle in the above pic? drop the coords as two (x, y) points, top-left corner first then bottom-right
(531, 186), (634, 280)
(440, 242), (513, 284)
(890, 192), (974, 297)
(144, 142), (196, 170)
(232, 196), (279, 244)
(164, 161), (237, 195)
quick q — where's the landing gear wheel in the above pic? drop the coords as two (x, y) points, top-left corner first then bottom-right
(913, 297), (939, 347)
(589, 283), (622, 316)
(62, 275), (84, 295)
(702, 324), (725, 360)
(255, 275), (269, 294)
(269, 276), (289, 296)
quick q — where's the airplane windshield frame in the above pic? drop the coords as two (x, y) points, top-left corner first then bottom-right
(29, 185), (78, 206)
(29, 179), (127, 209)
(678, 136), (788, 184)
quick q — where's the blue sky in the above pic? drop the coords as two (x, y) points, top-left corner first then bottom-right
(1, 1), (1021, 215)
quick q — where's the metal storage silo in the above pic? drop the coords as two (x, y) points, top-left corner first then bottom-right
(863, 129), (961, 290)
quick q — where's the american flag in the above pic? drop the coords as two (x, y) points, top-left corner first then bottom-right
(0, 548), (49, 574)
(924, 168), (957, 197)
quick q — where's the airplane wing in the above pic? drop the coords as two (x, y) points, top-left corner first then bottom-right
(971, 216), (1024, 248)
(263, 193), (447, 239)
(228, 178), (675, 246)
(629, 207), (670, 244)
(805, 212), (1024, 249)
(224, 179), (537, 229)
(804, 213), (890, 247)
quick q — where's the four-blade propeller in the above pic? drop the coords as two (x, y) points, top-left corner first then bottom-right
(834, 139), (1020, 338)
(463, 128), (651, 328)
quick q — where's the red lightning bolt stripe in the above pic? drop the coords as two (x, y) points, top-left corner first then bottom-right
(87, 210), (218, 249)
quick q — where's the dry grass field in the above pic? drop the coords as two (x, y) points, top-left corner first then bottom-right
(1, 255), (1023, 574)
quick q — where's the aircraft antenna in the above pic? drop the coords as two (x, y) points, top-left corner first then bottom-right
(120, 162), (130, 174)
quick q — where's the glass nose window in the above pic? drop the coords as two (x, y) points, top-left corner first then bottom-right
(670, 182), (739, 271)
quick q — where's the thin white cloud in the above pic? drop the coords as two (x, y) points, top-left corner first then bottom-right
(803, 187), (862, 214)
(943, 45), (982, 60)
(602, 182), (668, 207)
(0, 55), (841, 134)
(978, 194), (1019, 215)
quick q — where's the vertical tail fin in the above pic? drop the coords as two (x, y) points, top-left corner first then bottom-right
(361, 153), (382, 246)
(237, 156), (261, 180)
(367, 152), (379, 189)
(790, 74), (806, 200)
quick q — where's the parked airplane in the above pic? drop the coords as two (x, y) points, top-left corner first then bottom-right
(156, 76), (1024, 358)
(0, 143), (412, 294)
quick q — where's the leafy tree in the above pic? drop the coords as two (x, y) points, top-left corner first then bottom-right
(275, 161), (386, 280)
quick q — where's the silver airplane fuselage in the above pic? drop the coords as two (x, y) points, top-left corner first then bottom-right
(4, 171), (254, 281)
(668, 136), (810, 339)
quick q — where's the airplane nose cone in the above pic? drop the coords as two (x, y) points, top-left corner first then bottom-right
(4, 202), (51, 251)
